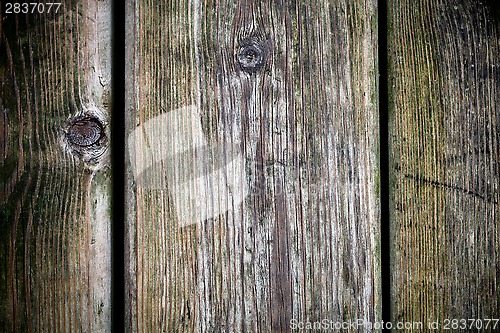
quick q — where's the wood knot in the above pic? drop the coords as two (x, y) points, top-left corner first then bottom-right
(67, 117), (103, 147)
(236, 38), (269, 73)
(63, 113), (108, 169)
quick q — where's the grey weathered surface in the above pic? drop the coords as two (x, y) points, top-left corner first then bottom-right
(125, 0), (380, 331)
(389, 0), (499, 329)
(0, 1), (112, 331)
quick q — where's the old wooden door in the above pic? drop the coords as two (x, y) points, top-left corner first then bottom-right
(1, 0), (498, 332)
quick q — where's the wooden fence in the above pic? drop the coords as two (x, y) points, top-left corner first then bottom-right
(0, 0), (498, 331)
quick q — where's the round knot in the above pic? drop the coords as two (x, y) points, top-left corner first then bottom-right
(67, 117), (103, 147)
(237, 39), (266, 73)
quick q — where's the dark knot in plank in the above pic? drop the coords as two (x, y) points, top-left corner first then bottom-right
(67, 117), (103, 147)
(63, 112), (108, 169)
(236, 38), (269, 73)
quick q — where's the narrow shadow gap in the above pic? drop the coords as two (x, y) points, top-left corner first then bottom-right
(378, 0), (391, 329)
(111, 1), (126, 332)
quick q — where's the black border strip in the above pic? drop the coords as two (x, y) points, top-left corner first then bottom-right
(111, 1), (126, 332)
(378, 0), (391, 329)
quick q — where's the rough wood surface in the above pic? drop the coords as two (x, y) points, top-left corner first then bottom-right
(389, 0), (499, 329)
(0, 1), (112, 331)
(125, 0), (380, 331)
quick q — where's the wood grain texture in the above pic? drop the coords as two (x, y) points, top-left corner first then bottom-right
(125, 0), (379, 331)
(389, 0), (499, 329)
(0, 1), (112, 331)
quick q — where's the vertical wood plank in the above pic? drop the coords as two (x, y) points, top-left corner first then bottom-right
(0, 1), (112, 331)
(125, 0), (199, 331)
(389, 0), (499, 328)
(125, 0), (379, 331)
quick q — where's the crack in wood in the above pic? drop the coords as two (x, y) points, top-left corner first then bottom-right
(403, 173), (498, 204)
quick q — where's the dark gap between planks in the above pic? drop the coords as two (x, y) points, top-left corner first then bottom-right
(378, 0), (392, 329)
(111, 0), (126, 331)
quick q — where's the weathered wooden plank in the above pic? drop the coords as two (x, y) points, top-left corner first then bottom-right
(124, 0), (199, 331)
(125, 0), (379, 331)
(0, 1), (112, 331)
(389, 0), (499, 329)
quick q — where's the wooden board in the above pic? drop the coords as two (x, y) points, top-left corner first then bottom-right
(125, 0), (380, 331)
(0, 1), (112, 331)
(389, 0), (500, 328)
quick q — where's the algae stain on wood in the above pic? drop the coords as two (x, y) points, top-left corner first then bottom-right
(389, 0), (499, 327)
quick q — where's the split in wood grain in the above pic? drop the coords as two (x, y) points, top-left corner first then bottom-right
(402, 173), (498, 205)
